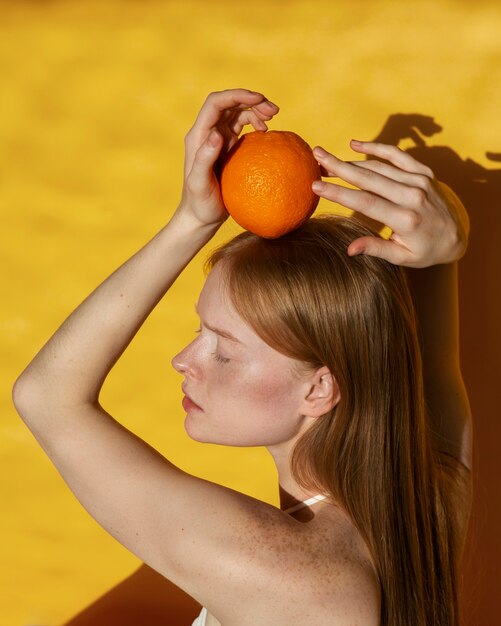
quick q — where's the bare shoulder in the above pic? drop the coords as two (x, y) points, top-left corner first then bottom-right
(202, 503), (380, 626)
(298, 546), (380, 626)
(292, 511), (380, 626)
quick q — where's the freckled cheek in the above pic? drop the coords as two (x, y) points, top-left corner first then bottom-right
(212, 365), (299, 416)
(252, 375), (294, 410)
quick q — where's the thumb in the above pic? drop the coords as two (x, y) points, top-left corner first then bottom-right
(347, 236), (409, 265)
(187, 130), (223, 187)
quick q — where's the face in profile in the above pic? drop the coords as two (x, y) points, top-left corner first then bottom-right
(171, 264), (313, 447)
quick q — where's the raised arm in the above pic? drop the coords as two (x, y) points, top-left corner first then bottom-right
(13, 89), (278, 412)
(12, 90), (293, 621)
(311, 141), (472, 471)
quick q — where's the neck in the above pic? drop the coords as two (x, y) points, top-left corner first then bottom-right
(267, 439), (319, 511)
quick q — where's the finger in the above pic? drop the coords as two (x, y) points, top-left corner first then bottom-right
(347, 235), (414, 266)
(227, 109), (268, 136)
(349, 140), (434, 177)
(185, 130), (222, 192)
(193, 89), (275, 133)
(312, 179), (422, 234)
(313, 146), (422, 207)
(222, 101), (278, 131)
(346, 160), (414, 184)
(312, 179), (403, 227)
(347, 160), (434, 190)
(251, 100), (280, 120)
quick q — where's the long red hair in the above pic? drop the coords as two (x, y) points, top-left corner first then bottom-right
(206, 215), (466, 626)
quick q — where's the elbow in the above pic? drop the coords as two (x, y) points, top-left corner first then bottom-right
(12, 373), (38, 424)
(12, 368), (53, 426)
(12, 372), (64, 448)
(13, 368), (96, 427)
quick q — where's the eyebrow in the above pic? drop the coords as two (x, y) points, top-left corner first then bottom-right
(194, 303), (243, 345)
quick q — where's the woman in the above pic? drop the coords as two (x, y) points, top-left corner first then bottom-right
(13, 89), (472, 626)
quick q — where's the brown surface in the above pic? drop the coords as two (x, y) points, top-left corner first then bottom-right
(63, 564), (201, 626)
(379, 115), (501, 625)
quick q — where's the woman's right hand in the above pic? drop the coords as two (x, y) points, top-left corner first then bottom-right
(176, 89), (280, 229)
(312, 141), (470, 268)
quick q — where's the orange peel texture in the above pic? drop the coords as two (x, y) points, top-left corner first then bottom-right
(220, 130), (321, 238)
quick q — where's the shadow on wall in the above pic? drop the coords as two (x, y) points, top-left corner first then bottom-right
(60, 116), (501, 626)
(372, 113), (501, 626)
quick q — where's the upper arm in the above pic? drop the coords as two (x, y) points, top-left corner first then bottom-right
(13, 388), (297, 617)
(405, 262), (472, 470)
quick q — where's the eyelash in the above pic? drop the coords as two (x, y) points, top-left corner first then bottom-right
(194, 329), (230, 365)
(211, 352), (231, 365)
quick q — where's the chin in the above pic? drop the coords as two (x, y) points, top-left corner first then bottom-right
(184, 415), (288, 447)
(184, 416), (207, 442)
(184, 416), (222, 444)
(184, 420), (257, 446)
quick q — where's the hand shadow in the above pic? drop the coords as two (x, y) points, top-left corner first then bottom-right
(372, 113), (501, 624)
(371, 113), (501, 367)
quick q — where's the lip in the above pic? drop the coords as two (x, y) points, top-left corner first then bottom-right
(181, 388), (204, 412)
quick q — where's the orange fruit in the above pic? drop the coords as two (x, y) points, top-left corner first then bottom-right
(220, 130), (321, 238)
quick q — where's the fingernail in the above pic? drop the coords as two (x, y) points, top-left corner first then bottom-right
(348, 245), (365, 256)
(265, 100), (279, 109)
(350, 139), (363, 147)
(313, 146), (328, 158)
(312, 180), (324, 192)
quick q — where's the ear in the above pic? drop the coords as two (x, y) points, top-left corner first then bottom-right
(300, 366), (340, 418)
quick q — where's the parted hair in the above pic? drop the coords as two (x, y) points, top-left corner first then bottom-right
(205, 215), (461, 626)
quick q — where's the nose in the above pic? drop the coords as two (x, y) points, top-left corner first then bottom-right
(171, 340), (198, 377)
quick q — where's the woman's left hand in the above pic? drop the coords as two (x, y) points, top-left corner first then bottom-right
(312, 141), (470, 268)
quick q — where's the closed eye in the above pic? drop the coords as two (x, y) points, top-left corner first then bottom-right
(211, 352), (231, 365)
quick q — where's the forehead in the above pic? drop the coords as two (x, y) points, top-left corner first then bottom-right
(197, 265), (253, 339)
(198, 265), (282, 355)
(197, 266), (308, 378)
(198, 264), (231, 311)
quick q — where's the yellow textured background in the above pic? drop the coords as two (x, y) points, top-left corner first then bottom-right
(1, 1), (500, 624)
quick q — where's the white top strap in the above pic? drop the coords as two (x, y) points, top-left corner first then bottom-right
(191, 606), (208, 626)
(283, 494), (327, 514)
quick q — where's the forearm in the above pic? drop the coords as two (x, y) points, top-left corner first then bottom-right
(14, 210), (219, 410)
(405, 262), (460, 375)
(405, 261), (472, 466)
